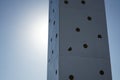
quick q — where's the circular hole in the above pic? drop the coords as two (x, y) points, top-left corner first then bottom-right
(56, 33), (58, 38)
(69, 75), (74, 80)
(83, 44), (88, 48)
(64, 0), (68, 4)
(76, 27), (80, 32)
(48, 59), (50, 63)
(52, 50), (54, 54)
(87, 16), (92, 21)
(81, 0), (86, 4)
(53, 9), (55, 13)
(55, 70), (57, 75)
(98, 34), (102, 39)
(53, 21), (55, 25)
(68, 47), (72, 51)
(99, 70), (104, 75)
(50, 0), (53, 4)
(50, 38), (52, 42)
(49, 19), (50, 23)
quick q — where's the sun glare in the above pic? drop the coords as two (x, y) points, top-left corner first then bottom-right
(21, 7), (48, 50)
(23, 15), (48, 49)
(30, 19), (48, 48)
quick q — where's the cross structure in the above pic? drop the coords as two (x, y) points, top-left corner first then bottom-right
(47, 0), (112, 80)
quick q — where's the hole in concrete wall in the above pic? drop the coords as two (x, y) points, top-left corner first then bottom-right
(98, 34), (102, 39)
(56, 33), (58, 38)
(83, 44), (88, 48)
(99, 70), (104, 75)
(50, 0), (52, 4)
(64, 0), (69, 4)
(53, 21), (55, 25)
(49, 19), (50, 23)
(81, 0), (86, 4)
(53, 9), (55, 13)
(55, 70), (57, 75)
(51, 38), (52, 42)
(48, 59), (50, 63)
(69, 75), (74, 80)
(52, 50), (54, 54)
(87, 16), (92, 21)
(76, 27), (80, 32)
(68, 47), (72, 51)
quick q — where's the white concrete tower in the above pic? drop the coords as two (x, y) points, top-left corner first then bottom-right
(47, 0), (112, 80)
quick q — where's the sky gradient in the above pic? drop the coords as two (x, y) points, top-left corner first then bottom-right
(0, 0), (120, 80)
(105, 0), (120, 80)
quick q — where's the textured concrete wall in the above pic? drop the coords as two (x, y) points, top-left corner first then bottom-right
(47, 0), (112, 80)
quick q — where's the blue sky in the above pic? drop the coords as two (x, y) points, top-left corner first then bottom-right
(0, 0), (48, 80)
(105, 0), (120, 80)
(0, 0), (119, 80)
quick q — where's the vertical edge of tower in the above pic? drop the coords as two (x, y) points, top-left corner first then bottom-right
(103, 0), (113, 79)
(47, 0), (59, 80)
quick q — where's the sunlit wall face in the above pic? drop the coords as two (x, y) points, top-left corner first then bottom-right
(0, 0), (48, 80)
